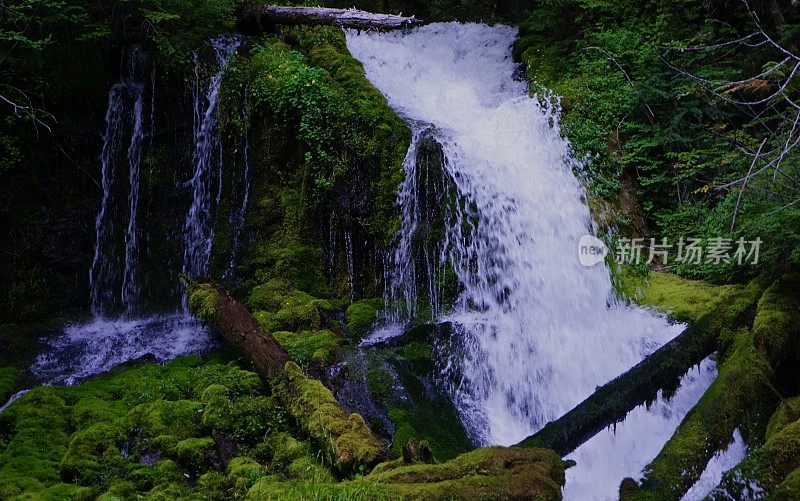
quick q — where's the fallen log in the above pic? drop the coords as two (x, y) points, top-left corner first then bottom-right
(516, 278), (766, 457)
(623, 275), (799, 500)
(621, 327), (776, 500)
(184, 279), (389, 476)
(237, 5), (423, 33)
(186, 278), (290, 380)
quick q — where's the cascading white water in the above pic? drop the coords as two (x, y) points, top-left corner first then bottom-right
(384, 127), (425, 322)
(182, 35), (241, 284)
(347, 23), (718, 499)
(90, 47), (147, 316)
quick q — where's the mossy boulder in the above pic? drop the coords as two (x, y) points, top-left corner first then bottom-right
(227, 456), (266, 491)
(246, 278), (292, 312)
(187, 282), (220, 323)
(253, 291), (335, 333)
(175, 436), (216, 470)
(364, 446), (565, 500)
(59, 421), (129, 483)
(347, 298), (384, 338)
(273, 329), (341, 366)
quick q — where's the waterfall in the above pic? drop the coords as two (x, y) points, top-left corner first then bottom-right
(385, 128), (424, 321)
(122, 75), (145, 314)
(30, 40), (245, 386)
(90, 46), (146, 316)
(347, 23), (717, 499)
(182, 35), (241, 284)
(223, 104), (253, 281)
(89, 84), (125, 316)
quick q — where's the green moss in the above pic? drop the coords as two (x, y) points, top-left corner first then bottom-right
(131, 399), (205, 444)
(227, 456), (266, 490)
(59, 421), (129, 484)
(752, 274), (800, 377)
(246, 278), (291, 311)
(0, 366), (20, 402)
(286, 456), (336, 483)
(363, 446), (565, 500)
(273, 330), (341, 366)
(254, 290), (335, 334)
(128, 460), (183, 492)
(346, 299), (384, 338)
(619, 270), (744, 322)
(246, 478), (398, 501)
(0, 354), (328, 499)
(767, 397), (800, 442)
(775, 466), (800, 499)
(634, 327), (776, 499)
(367, 368), (394, 402)
(717, 417), (800, 496)
(262, 432), (310, 471)
(187, 283), (220, 323)
(175, 437), (215, 471)
(382, 352), (474, 462)
(387, 408), (417, 459)
(274, 362), (385, 477)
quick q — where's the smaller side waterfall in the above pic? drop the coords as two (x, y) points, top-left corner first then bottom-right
(182, 35), (241, 284)
(384, 128), (424, 322)
(89, 85), (125, 316)
(223, 103), (253, 281)
(90, 47), (147, 316)
(122, 75), (145, 314)
(32, 38), (244, 386)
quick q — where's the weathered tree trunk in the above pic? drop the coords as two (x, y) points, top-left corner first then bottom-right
(621, 328), (776, 500)
(238, 5), (423, 33)
(186, 279), (290, 381)
(516, 279), (765, 457)
(184, 279), (389, 476)
(623, 275), (799, 500)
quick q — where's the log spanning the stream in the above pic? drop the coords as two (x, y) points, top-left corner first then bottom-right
(516, 280), (765, 457)
(516, 322), (718, 456)
(238, 5), (424, 33)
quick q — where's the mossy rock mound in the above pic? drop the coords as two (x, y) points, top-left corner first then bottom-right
(346, 299), (384, 339)
(364, 446), (565, 500)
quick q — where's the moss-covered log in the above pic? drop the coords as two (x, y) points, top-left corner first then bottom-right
(274, 361), (389, 477)
(246, 446), (566, 500)
(186, 280), (389, 477)
(238, 5), (423, 33)
(622, 275), (798, 500)
(187, 280), (290, 381)
(707, 396), (800, 498)
(516, 278), (765, 456)
(622, 328), (775, 500)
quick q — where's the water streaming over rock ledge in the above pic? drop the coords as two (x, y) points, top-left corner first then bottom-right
(347, 23), (718, 499)
(30, 36), (242, 387)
